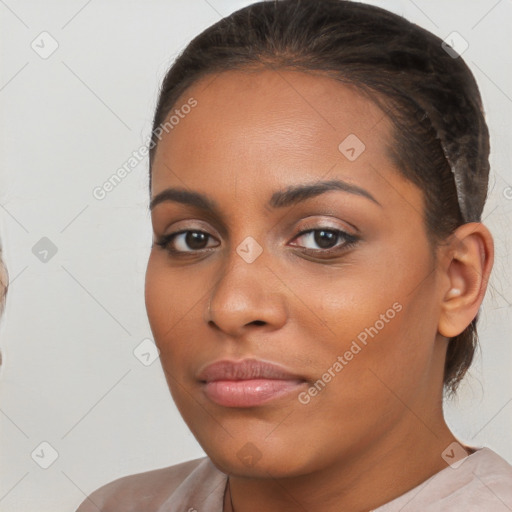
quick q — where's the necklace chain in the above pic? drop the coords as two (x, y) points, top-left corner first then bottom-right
(227, 477), (234, 512)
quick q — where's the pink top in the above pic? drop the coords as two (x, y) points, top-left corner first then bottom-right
(76, 447), (512, 511)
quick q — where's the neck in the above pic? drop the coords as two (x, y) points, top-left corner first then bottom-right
(224, 415), (459, 512)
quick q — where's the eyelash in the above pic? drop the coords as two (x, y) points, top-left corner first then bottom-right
(155, 227), (359, 257)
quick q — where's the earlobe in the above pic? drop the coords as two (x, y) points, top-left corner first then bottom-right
(437, 222), (494, 338)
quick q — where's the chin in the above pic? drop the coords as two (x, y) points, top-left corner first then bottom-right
(209, 448), (303, 478)
(198, 431), (316, 479)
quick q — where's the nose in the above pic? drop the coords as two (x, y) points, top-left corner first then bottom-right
(205, 247), (287, 337)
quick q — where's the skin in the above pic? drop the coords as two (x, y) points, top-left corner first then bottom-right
(145, 69), (494, 512)
(0, 256), (6, 317)
(0, 254), (6, 366)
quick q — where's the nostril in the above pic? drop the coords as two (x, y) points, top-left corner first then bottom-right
(251, 320), (266, 326)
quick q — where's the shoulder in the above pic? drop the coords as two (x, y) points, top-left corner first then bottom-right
(75, 456), (223, 512)
(429, 447), (512, 509)
(376, 447), (512, 511)
(465, 447), (512, 501)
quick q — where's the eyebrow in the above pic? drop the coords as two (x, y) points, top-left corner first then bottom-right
(149, 179), (381, 213)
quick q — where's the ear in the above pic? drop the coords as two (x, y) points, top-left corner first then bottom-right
(437, 222), (494, 338)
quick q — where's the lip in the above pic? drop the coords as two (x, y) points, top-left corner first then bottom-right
(198, 358), (304, 381)
(197, 358), (308, 408)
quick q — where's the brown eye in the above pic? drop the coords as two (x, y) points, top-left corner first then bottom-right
(290, 228), (358, 254)
(155, 230), (219, 253)
(313, 230), (338, 249)
(183, 231), (210, 250)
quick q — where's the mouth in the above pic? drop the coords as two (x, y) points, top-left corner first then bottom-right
(197, 358), (308, 408)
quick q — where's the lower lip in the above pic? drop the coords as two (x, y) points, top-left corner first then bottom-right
(202, 379), (306, 407)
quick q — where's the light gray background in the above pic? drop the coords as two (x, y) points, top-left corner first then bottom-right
(0, 1), (511, 511)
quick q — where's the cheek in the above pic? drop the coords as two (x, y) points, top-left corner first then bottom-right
(289, 247), (437, 394)
(145, 257), (173, 336)
(282, 257), (395, 348)
(144, 254), (205, 351)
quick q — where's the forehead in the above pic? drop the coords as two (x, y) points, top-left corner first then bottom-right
(151, 68), (399, 202)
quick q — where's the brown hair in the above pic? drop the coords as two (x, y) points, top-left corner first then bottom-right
(148, 0), (490, 395)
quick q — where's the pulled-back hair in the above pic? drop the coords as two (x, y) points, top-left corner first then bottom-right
(148, 0), (490, 395)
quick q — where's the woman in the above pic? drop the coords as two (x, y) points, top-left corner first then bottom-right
(0, 241), (7, 379)
(0, 244), (6, 318)
(0, 239), (8, 356)
(77, 0), (512, 510)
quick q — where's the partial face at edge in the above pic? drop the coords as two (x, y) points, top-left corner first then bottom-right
(0, 252), (7, 318)
(145, 69), (446, 477)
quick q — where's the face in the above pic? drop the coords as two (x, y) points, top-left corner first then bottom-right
(145, 69), (448, 478)
(0, 253), (7, 318)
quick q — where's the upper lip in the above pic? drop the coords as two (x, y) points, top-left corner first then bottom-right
(197, 358), (305, 382)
